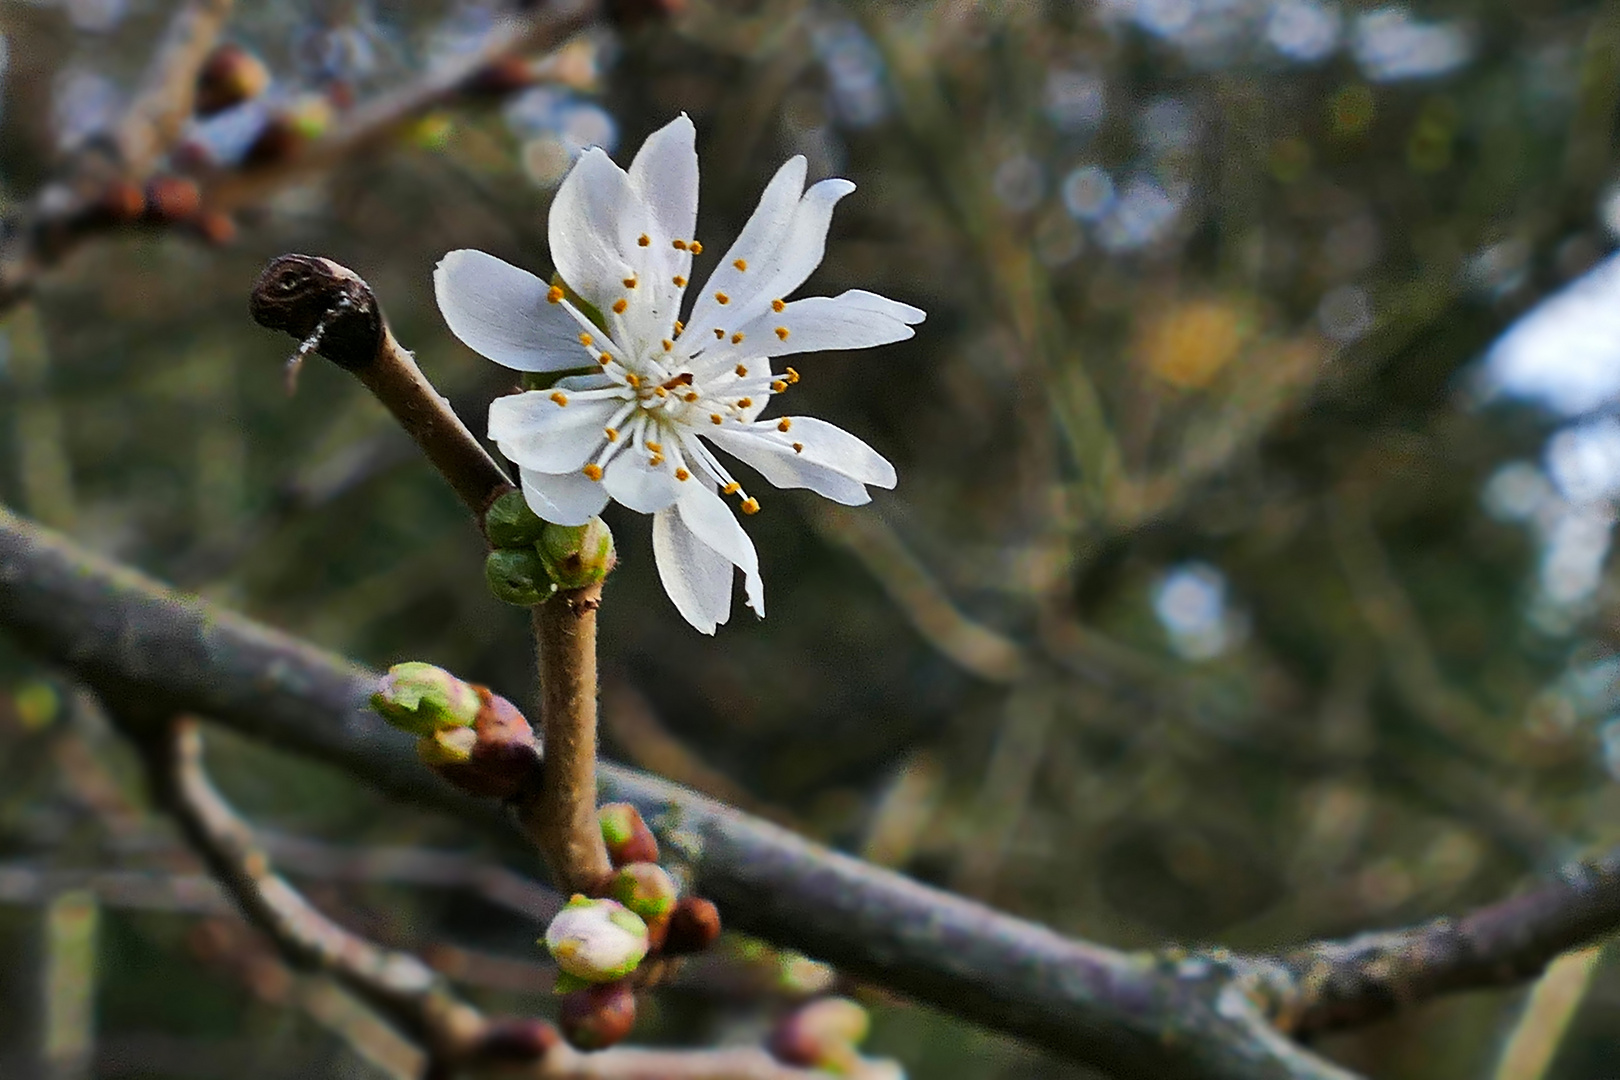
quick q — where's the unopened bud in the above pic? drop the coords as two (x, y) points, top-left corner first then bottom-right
(195, 44), (271, 116)
(372, 662), (479, 736)
(485, 489), (546, 548)
(544, 897), (648, 982)
(559, 981), (637, 1050)
(771, 997), (871, 1070)
(662, 896), (721, 956)
(610, 862), (678, 922)
(417, 725), (477, 765)
(599, 803), (659, 865)
(429, 689), (539, 799)
(538, 517), (616, 588)
(475, 1017), (561, 1062)
(486, 547), (553, 606)
(144, 176), (201, 224)
(243, 97), (332, 167)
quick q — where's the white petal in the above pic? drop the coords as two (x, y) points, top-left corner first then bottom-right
(520, 466), (610, 526)
(602, 441), (682, 513)
(628, 115), (698, 254)
(726, 289), (925, 360)
(652, 503), (732, 633)
(489, 392), (618, 473)
(434, 250), (585, 372)
(685, 156), (807, 336)
(548, 148), (653, 315)
(707, 416), (896, 504)
(675, 482), (763, 617)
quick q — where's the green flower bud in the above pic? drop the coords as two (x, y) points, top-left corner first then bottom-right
(771, 997), (871, 1071)
(371, 662), (479, 736)
(417, 725), (477, 765)
(537, 517), (616, 589)
(543, 896), (648, 983)
(486, 547), (553, 606)
(484, 490), (546, 548)
(610, 862), (679, 921)
(599, 803), (660, 865)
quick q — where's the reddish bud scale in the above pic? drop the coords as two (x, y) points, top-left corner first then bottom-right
(144, 176), (202, 224)
(559, 981), (637, 1050)
(598, 802), (659, 866)
(195, 43), (271, 117)
(661, 896), (721, 956)
(427, 688), (540, 798)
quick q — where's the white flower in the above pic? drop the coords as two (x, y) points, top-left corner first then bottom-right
(435, 114), (924, 632)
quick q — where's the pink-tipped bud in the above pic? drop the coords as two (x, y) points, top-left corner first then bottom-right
(662, 896), (721, 956)
(770, 997), (871, 1069)
(559, 980), (637, 1050)
(544, 897), (648, 983)
(609, 862), (679, 922)
(429, 689), (539, 798)
(599, 803), (659, 866)
(372, 662), (479, 736)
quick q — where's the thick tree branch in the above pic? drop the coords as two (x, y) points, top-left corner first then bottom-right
(0, 502), (1373, 1080)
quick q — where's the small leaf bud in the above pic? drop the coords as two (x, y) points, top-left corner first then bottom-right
(417, 725), (477, 765)
(195, 44), (271, 117)
(484, 489), (546, 548)
(610, 862), (678, 922)
(429, 689), (539, 799)
(537, 517), (616, 589)
(599, 803), (659, 865)
(559, 981), (637, 1050)
(544, 897), (649, 983)
(770, 997), (871, 1069)
(485, 547), (553, 606)
(662, 896), (721, 956)
(372, 662), (480, 736)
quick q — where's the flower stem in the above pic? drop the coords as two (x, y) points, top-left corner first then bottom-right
(523, 586), (613, 894)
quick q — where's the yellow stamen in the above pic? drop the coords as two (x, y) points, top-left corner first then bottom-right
(715, 292), (730, 305)
(785, 367), (800, 384)
(772, 379), (788, 392)
(598, 353), (612, 366)
(711, 414), (723, 425)
(737, 397), (753, 408)
(673, 275), (687, 287)
(740, 497), (760, 515)
(733, 258), (748, 271)
(672, 239), (688, 250)
(626, 373), (641, 388)
(654, 386), (668, 398)
(731, 332), (745, 344)
(675, 468), (690, 481)
(623, 276), (638, 289)
(683, 391), (699, 402)
(735, 364), (749, 377)
(547, 286), (564, 303)
(649, 453), (665, 467)
(771, 298), (785, 312)
(605, 427), (619, 442)
(612, 298), (628, 314)
(690, 241), (703, 255)
(550, 391), (569, 406)
(638, 234), (650, 247)
(792, 442), (803, 453)
(662, 339), (673, 351)
(777, 418), (792, 432)
(674, 320), (685, 335)
(579, 332), (593, 346)
(775, 326), (790, 340)
(646, 441), (663, 452)
(583, 463), (603, 481)
(722, 482), (740, 495)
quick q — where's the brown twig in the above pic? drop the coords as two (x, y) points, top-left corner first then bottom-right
(247, 254), (515, 523)
(123, 713), (849, 1080)
(522, 589), (615, 894)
